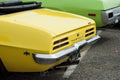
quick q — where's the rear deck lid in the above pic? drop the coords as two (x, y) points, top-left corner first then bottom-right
(0, 9), (94, 36)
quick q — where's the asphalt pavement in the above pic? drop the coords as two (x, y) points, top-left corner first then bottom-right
(69, 29), (120, 80)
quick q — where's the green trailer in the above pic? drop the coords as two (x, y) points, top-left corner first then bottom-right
(22, 0), (120, 27)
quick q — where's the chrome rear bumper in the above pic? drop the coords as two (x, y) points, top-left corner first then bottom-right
(33, 35), (100, 64)
(102, 6), (120, 25)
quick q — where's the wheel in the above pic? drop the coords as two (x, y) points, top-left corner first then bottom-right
(0, 59), (9, 80)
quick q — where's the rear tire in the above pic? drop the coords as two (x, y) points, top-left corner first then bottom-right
(0, 59), (9, 80)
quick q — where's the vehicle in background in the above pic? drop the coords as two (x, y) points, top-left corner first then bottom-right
(23, 0), (120, 27)
(0, 1), (100, 76)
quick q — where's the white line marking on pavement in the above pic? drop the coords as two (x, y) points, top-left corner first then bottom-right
(63, 46), (91, 79)
(97, 30), (102, 34)
(63, 30), (102, 79)
(62, 65), (77, 78)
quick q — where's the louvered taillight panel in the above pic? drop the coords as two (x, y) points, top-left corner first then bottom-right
(53, 37), (69, 50)
(85, 27), (94, 37)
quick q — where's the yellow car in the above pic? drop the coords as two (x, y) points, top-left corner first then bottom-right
(0, 1), (100, 73)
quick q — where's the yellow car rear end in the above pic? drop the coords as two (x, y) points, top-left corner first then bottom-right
(0, 1), (100, 72)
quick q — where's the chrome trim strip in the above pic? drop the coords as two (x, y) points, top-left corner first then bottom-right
(35, 46), (77, 59)
(33, 35), (100, 64)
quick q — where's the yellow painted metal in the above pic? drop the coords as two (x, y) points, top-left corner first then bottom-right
(0, 8), (96, 72)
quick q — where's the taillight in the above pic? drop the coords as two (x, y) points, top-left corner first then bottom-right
(53, 37), (69, 50)
(54, 37), (68, 45)
(85, 27), (94, 37)
(88, 13), (96, 17)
